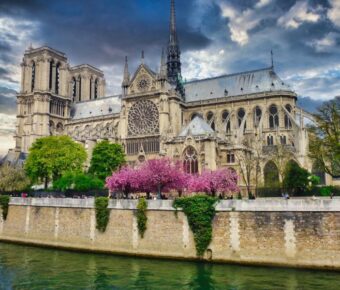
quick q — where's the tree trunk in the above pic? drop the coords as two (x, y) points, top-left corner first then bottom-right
(44, 177), (49, 189)
(157, 184), (161, 199)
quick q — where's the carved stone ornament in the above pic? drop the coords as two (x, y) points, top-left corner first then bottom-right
(136, 74), (151, 92)
(128, 99), (159, 136)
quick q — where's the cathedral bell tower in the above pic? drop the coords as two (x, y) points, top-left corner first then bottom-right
(167, 0), (184, 97)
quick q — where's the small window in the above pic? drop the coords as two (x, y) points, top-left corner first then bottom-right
(267, 135), (274, 146)
(227, 152), (235, 164)
(280, 135), (287, 145)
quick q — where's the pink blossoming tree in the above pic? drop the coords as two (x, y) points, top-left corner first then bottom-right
(106, 166), (139, 197)
(188, 168), (239, 197)
(139, 158), (188, 199)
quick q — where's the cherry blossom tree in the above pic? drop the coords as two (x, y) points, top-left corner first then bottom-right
(140, 158), (188, 199)
(188, 168), (239, 197)
(106, 166), (139, 198)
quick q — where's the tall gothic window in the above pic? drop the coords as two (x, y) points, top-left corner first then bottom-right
(206, 111), (215, 130)
(49, 60), (54, 91)
(94, 79), (99, 99)
(31, 62), (36, 92)
(183, 146), (198, 174)
(78, 76), (82, 102)
(222, 110), (231, 133)
(72, 77), (76, 102)
(55, 63), (60, 94)
(269, 105), (279, 129)
(284, 104), (292, 129)
(253, 106), (262, 128)
(238, 108), (246, 129)
(89, 77), (93, 100)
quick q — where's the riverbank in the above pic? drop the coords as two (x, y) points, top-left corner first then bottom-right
(0, 197), (339, 270)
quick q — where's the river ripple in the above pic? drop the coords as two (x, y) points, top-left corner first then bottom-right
(0, 243), (339, 290)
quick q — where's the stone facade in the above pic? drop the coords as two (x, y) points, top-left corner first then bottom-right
(6, 0), (333, 187)
(1, 198), (339, 270)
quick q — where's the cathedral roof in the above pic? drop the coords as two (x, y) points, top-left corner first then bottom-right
(71, 95), (121, 120)
(183, 67), (293, 102)
(179, 116), (214, 137)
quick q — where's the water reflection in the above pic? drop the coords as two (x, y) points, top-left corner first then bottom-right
(0, 243), (339, 290)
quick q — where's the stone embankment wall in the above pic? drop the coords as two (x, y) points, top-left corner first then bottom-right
(0, 198), (339, 270)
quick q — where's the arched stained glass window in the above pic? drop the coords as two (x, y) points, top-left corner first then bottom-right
(222, 110), (231, 133)
(253, 106), (262, 128)
(285, 104), (292, 129)
(31, 62), (36, 92)
(269, 105), (279, 129)
(183, 146), (198, 174)
(207, 111), (215, 131)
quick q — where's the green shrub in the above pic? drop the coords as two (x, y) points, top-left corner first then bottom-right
(53, 172), (104, 192)
(173, 195), (218, 257)
(137, 198), (148, 238)
(95, 197), (110, 232)
(320, 186), (332, 197)
(0, 195), (10, 220)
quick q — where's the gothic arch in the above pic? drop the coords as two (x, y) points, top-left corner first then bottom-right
(222, 110), (231, 133)
(284, 104), (292, 129)
(237, 108), (246, 129)
(264, 161), (279, 186)
(56, 122), (63, 134)
(206, 111), (215, 130)
(183, 146), (199, 174)
(269, 104), (279, 129)
(253, 106), (262, 128)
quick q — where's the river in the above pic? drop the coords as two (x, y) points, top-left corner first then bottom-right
(0, 242), (339, 289)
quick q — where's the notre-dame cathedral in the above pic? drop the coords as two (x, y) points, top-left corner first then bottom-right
(5, 0), (326, 189)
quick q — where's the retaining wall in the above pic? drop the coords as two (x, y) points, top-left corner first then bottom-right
(0, 197), (339, 270)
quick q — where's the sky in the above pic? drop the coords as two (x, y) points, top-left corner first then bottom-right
(0, 0), (340, 156)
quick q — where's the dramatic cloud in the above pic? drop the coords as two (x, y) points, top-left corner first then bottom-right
(307, 32), (339, 52)
(0, 0), (340, 154)
(278, 1), (322, 29)
(328, 0), (340, 27)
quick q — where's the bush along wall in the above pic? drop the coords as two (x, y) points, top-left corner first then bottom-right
(137, 198), (148, 238)
(95, 197), (110, 232)
(173, 195), (218, 257)
(0, 195), (10, 220)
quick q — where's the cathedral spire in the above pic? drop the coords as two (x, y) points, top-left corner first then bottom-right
(122, 56), (130, 88)
(167, 0), (182, 91)
(159, 48), (167, 79)
(169, 0), (177, 45)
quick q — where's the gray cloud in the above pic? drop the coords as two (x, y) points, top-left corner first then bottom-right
(0, 87), (17, 114)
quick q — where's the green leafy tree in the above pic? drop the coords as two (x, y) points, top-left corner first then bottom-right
(0, 165), (31, 192)
(283, 162), (310, 195)
(53, 171), (104, 192)
(25, 136), (87, 189)
(88, 141), (125, 181)
(308, 97), (340, 178)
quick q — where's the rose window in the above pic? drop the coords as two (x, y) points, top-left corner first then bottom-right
(128, 100), (159, 135)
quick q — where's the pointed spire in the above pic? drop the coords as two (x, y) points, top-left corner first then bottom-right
(122, 56), (130, 88)
(271, 49), (274, 69)
(169, 0), (177, 45)
(167, 0), (183, 95)
(159, 48), (167, 79)
(141, 50), (145, 64)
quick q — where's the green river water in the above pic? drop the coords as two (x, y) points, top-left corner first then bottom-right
(0, 243), (339, 290)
